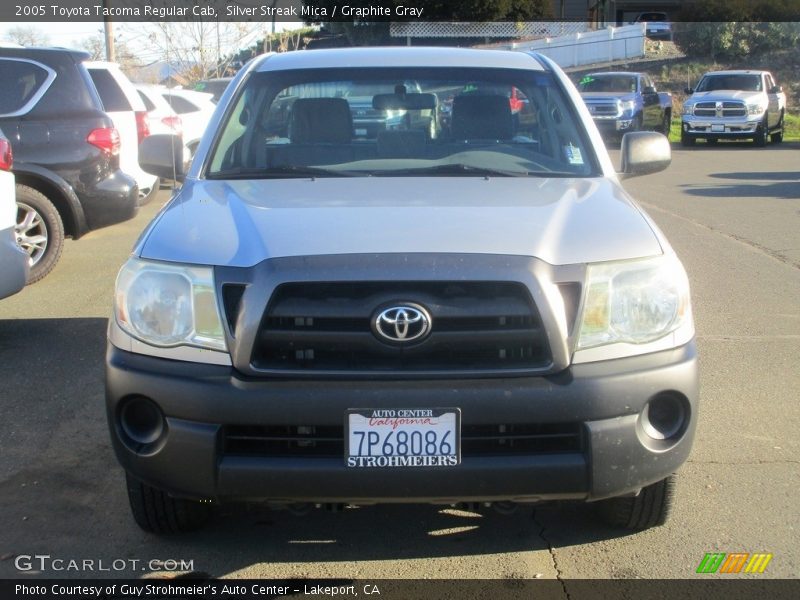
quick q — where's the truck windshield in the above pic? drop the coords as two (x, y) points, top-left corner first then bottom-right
(578, 75), (637, 94)
(696, 74), (762, 92)
(207, 67), (599, 179)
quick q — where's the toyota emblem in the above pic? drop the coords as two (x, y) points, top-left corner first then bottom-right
(372, 304), (432, 344)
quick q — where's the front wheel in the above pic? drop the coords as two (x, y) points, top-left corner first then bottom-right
(136, 178), (160, 207)
(595, 474), (676, 529)
(126, 473), (211, 534)
(753, 117), (768, 147)
(15, 185), (65, 284)
(680, 128), (695, 147)
(771, 111), (784, 144)
(659, 112), (671, 136)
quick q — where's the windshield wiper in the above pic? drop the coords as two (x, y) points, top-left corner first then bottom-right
(376, 163), (532, 177)
(207, 166), (356, 179)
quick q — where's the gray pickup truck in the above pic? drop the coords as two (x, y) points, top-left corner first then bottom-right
(108, 47), (697, 535)
(578, 71), (672, 140)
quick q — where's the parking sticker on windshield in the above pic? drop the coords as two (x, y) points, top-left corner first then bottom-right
(564, 143), (584, 165)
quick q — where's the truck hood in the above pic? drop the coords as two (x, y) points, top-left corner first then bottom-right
(688, 90), (762, 103)
(137, 177), (662, 267)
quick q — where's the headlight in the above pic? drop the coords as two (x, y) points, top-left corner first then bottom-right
(620, 100), (636, 116)
(114, 258), (227, 352)
(682, 103), (693, 115)
(747, 103), (766, 115)
(577, 254), (691, 350)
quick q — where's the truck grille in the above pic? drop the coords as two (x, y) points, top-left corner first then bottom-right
(585, 101), (620, 118)
(223, 423), (584, 458)
(250, 281), (551, 375)
(693, 101), (747, 118)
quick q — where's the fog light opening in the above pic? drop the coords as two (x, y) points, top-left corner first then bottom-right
(641, 393), (687, 441)
(120, 396), (165, 446)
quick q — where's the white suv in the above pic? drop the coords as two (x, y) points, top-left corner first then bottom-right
(86, 62), (160, 204)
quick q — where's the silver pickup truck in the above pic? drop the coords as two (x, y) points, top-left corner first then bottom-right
(579, 71), (672, 141)
(681, 70), (786, 146)
(108, 47), (698, 534)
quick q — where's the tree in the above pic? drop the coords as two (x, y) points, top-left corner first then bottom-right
(83, 34), (141, 74)
(674, 0), (800, 60)
(143, 22), (264, 83)
(4, 26), (50, 47)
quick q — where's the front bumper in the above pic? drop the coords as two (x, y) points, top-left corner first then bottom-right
(593, 118), (637, 138)
(106, 340), (699, 504)
(0, 225), (29, 299)
(681, 115), (762, 138)
(80, 169), (139, 231)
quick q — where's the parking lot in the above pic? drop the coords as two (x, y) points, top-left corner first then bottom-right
(0, 142), (798, 581)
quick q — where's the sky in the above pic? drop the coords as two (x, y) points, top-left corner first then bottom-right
(0, 21), (304, 63)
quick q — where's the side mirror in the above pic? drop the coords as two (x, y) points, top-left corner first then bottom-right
(643, 86), (656, 94)
(620, 131), (671, 178)
(139, 134), (184, 182)
(684, 87), (693, 95)
(770, 85), (783, 94)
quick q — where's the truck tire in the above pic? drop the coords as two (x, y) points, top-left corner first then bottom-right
(680, 128), (695, 147)
(771, 111), (784, 144)
(753, 117), (768, 147)
(595, 474), (676, 529)
(137, 177), (160, 207)
(659, 111), (671, 136)
(126, 473), (211, 534)
(15, 184), (65, 284)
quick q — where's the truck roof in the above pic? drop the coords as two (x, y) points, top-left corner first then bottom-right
(255, 47), (546, 72)
(701, 70), (771, 76)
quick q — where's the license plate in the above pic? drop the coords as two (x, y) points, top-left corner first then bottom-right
(354, 128), (368, 137)
(711, 124), (724, 132)
(346, 408), (460, 468)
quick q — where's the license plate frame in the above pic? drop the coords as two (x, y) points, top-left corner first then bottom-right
(345, 408), (461, 468)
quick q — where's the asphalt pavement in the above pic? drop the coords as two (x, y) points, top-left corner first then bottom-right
(0, 143), (798, 585)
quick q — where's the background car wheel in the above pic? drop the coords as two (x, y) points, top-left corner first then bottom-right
(136, 178), (160, 207)
(15, 185), (65, 284)
(595, 474), (676, 530)
(680, 129), (695, 147)
(753, 117), (768, 147)
(183, 142), (199, 174)
(771, 111), (784, 144)
(126, 472), (210, 534)
(659, 112), (671, 136)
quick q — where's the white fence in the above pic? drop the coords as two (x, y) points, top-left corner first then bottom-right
(389, 21), (589, 40)
(505, 23), (647, 69)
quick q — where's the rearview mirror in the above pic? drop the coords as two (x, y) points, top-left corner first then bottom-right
(620, 131), (671, 178)
(770, 85), (783, 94)
(139, 134), (184, 182)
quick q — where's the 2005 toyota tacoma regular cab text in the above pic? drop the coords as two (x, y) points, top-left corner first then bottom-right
(106, 48), (698, 534)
